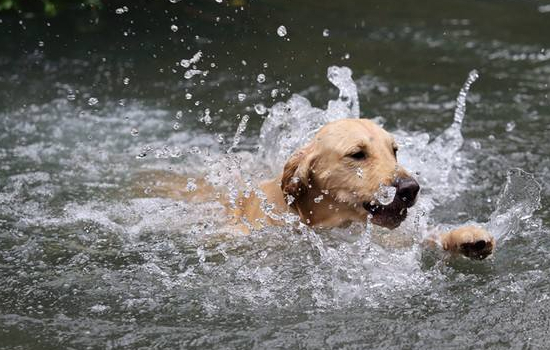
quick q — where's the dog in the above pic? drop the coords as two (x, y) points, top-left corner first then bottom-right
(137, 118), (495, 260)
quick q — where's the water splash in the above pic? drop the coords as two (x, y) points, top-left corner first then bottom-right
(396, 69), (479, 207)
(228, 114), (249, 153)
(430, 69), (479, 153)
(258, 66), (360, 173)
(488, 168), (542, 241)
(374, 184), (397, 206)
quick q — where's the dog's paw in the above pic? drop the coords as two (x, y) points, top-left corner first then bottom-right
(443, 225), (495, 260)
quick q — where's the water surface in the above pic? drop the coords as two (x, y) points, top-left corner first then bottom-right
(1, 1), (550, 349)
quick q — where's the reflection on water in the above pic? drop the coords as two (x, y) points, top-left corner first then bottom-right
(1, 0), (550, 348)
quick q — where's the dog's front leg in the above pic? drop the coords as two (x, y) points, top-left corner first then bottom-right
(425, 225), (496, 260)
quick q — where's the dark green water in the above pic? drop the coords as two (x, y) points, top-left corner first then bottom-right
(1, 1), (549, 349)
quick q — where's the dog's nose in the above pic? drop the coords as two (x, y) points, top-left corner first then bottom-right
(395, 177), (420, 206)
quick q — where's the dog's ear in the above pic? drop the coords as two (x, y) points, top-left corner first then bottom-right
(281, 143), (316, 205)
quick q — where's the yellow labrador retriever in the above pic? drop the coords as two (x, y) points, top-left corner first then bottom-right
(137, 118), (495, 260)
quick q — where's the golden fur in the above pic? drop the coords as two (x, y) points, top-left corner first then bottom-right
(135, 118), (495, 260)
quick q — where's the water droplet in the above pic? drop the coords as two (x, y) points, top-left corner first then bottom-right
(67, 94), (76, 101)
(115, 7), (125, 14)
(241, 60), (247, 66)
(180, 51), (202, 68)
(254, 103), (267, 115)
(173, 122), (180, 130)
(343, 53), (350, 60)
(144, 187), (152, 194)
(271, 89), (279, 98)
(471, 140), (481, 149)
(277, 25), (287, 37)
(374, 184), (397, 205)
(216, 134), (225, 143)
(215, 0), (223, 3)
(184, 69), (203, 79)
(38, 41), (44, 47)
(356, 167), (364, 178)
(323, 28), (330, 37)
(170, 25), (178, 32)
(237, 93), (246, 102)
(175, 110), (183, 119)
(189, 146), (201, 154)
(88, 97), (98, 106)
(286, 194), (296, 205)
(123, 77), (130, 85)
(130, 128), (139, 136)
(185, 93), (192, 100)
(257, 73), (266, 83)
(313, 195), (324, 203)
(505, 121), (516, 132)
(186, 178), (198, 192)
(229, 115), (249, 152)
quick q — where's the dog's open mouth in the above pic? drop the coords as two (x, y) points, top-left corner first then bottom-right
(362, 201), (408, 229)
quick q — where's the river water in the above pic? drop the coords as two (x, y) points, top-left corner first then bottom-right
(1, 1), (550, 349)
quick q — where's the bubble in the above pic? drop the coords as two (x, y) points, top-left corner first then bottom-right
(115, 7), (125, 14)
(506, 121), (516, 132)
(257, 73), (266, 83)
(237, 93), (246, 102)
(173, 122), (180, 130)
(88, 97), (98, 106)
(170, 25), (178, 32)
(277, 25), (287, 37)
(185, 93), (192, 100)
(130, 128), (139, 136)
(254, 103), (267, 115)
(175, 110), (183, 119)
(123, 77), (130, 85)
(323, 28), (330, 37)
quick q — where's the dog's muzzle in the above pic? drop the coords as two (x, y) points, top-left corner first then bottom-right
(362, 177), (420, 229)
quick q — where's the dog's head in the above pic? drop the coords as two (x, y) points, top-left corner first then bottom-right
(281, 118), (419, 229)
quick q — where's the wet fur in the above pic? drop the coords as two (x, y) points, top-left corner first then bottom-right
(135, 118), (495, 259)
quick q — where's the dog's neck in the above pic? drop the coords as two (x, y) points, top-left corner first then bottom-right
(234, 175), (360, 229)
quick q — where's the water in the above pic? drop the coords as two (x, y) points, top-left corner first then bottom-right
(1, 1), (550, 348)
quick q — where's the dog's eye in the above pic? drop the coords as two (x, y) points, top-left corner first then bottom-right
(348, 151), (366, 160)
